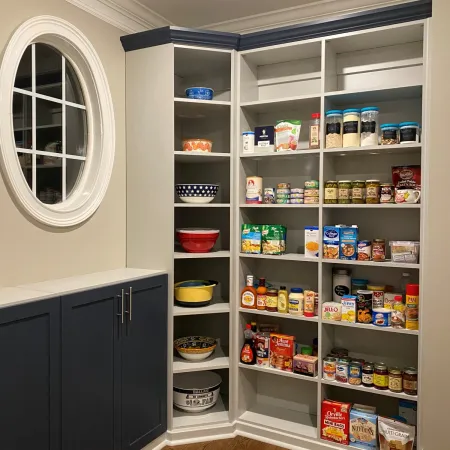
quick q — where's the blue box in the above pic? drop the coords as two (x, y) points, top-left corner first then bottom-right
(339, 226), (358, 260)
(323, 226), (340, 259)
(350, 408), (377, 449)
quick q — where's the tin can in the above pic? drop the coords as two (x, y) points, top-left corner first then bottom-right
(256, 332), (270, 367)
(349, 361), (362, 385)
(264, 188), (275, 204)
(336, 358), (350, 383)
(367, 284), (385, 309)
(323, 357), (337, 381)
(277, 182), (291, 189)
(305, 180), (319, 189)
(372, 308), (392, 327)
(246, 176), (263, 204)
(357, 240), (372, 261)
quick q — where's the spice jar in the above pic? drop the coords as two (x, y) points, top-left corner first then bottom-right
(343, 109), (361, 148)
(400, 122), (420, 144)
(360, 106), (379, 146)
(403, 367), (418, 395)
(324, 180), (338, 204)
(374, 362), (389, 390)
(266, 289), (278, 312)
(338, 180), (352, 204)
(372, 239), (386, 262)
(352, 180), (365, 204)
(388, 367), (403, 393)
(366, 180), (380, 204)
(362, 362), (374, 387)
(325, 110), (343, 149)
(381, 123), (399, 145)
(309, 113), (320, 149)
(380, 183), (395, 203)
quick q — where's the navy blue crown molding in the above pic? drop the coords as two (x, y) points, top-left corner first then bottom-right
(120, 0), (432, 52)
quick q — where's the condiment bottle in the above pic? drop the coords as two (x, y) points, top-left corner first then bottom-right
(392, 295), (406, 329)
(256, 278), (267, 311)
(266, 289), (278, 312)
(277, 286), (288, 314)
(241, 275), (257, 309)
(240, 324), (256, 365)
(309, 112), (320, 149)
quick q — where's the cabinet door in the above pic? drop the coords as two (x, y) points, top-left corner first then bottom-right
(0, 298), (61, 450)
(121, 275), (168, 450)
(61, 284), (122, 450)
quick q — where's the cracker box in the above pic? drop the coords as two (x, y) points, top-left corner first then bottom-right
(339, 225), (359, 260)
(293, 354), (318, 377)
(269, 333), (295, 372)
(323, 226), (340, 259)
(321, 400), (351, 445)
(341, 295), (357, 323)
(241, 224), (261, 254)
(350, 407), (378, 449)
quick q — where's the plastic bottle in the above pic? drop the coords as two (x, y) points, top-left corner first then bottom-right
(240, 324), (256, 365)
(405, 284), (419, 330)
(400, 272), (412, 301)
(256, 278), (267, 310)
(392, 295), (406, 329)
(241, 275), (257, 309)
(277, 286), (288, 314)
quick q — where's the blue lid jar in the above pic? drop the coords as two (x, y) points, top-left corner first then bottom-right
(352, 279), (369, 285)
(290, 287), (303, 293)
(343, 108), (361, 114)
(242, 131), (255, 135)
(399, 122), (420, 128)
(380, 123), (399, 129)
(326, 110), (343, 116)
(361, 106), (379, 112)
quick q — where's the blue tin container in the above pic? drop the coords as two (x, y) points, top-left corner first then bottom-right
(185, 87), (214, 100)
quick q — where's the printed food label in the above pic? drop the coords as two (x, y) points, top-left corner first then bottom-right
(366, 186), (379, 199)
(374, 373), (388, 387)
(361, 121), (376, 134)
(325, 188), (338, 200)
(343, 121), (359, 134)
(335, 285), (350, 297)
(389, 377), (402, 392)
(266, 296), (278, 308)
(362, 373), (373, 384)
(338, 188), (350, 199)
(352, 188), (364, 199)
(403, 379), (417, 391)
(257, 294), (266, 308)
(242, 292), (255, 307)
(326, 123), (341, 135)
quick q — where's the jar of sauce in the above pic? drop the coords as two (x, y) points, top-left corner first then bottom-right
(266, 289), (278, 312)
(366, 180), (380, 204)
(374, 362), (389, 390)
(352, 180), (365, 204)
(362, 362), (374, 387)
(324, 180), (338, 204)
(372, 239), (386, 262)
(388, 367), (403, 393)
(338, 180), (352, 204)
(403, 367), (418, 395)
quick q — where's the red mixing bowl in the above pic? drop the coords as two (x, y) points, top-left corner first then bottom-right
(177, 228), (220, 253)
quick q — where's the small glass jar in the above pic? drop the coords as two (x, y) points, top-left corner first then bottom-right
(325, 110), (343, 149)
(381, 123), (399, 145)
(343, 108), (361, 148)
(309, 113), (320, 149)
(403, 367), (418, 395)
(352, 180), (365, 204)
(324, 180), (338, 204)
(380, 183), (395, 203)
(399, 122), (420, 144)
(374, 362), (389, 390)
(361, 106), (379, 146)
(338, 180), (352, 204)
(362, 362), (374, 387)
(388, 367), (403, 393)
(366, 180), (380, 204)
(266, 289), (278, 312)
(372, 239), (386, 262)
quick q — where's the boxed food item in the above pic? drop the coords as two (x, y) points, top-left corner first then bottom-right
(378, 416), (415, 450)
(339, 226), (359, 260)
(323, 226), (340, 259)
(341, 295), (357, 323)
(384, 292), (402, 310)
(305, 226), (319, 258)
(241, 224), (261, 254)
(392, 165), (421, 190)
(321, 400), (351, 445)
(322, 302), (342, 321)
(269, 333), (295, 372)
(293, 354), (318, 377)
(254, 126), (275, 152)
(350, 407), (378, 449)
(262, 225), (286, 255)
(389, 241), (420, 263)
(275, 120), (302, 151)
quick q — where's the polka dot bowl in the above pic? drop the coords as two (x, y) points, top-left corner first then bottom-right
(175, 184), (219, 204)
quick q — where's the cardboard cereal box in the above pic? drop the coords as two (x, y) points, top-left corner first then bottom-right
(321, 400), (351, 445)
(323, 226), (340, 259)
(269, 333), (295, 372)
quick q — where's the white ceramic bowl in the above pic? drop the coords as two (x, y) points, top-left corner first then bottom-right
(173, 371), (222, 413)
(174, 336), (217, 361)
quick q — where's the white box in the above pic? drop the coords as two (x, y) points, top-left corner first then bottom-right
(305, 226), (319, 258)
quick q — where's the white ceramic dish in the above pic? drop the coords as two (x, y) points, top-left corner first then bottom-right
(173, 371), (222, 412)
(174, 336), (217, 361)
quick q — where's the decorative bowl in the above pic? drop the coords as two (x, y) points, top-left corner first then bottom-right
(176, 228), (220, 253)
(175, 184), (219, 204)
(185, 87), (214, 101)
(174, 280), (218, 306)
(174, 336), (217, 361)
(182, 138), (213, 153)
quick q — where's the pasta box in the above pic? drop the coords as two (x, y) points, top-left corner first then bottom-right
(323, 226), (340, 259)
(350, 407), (378, 449)
(339, 226), (359, 260)
(321, 400), (351, 445)
(269, 333), (295, 372)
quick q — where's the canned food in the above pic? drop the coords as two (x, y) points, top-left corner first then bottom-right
(336, 358), (350, 383)
(291, 188), (304, 194)
(367, 284), (385, 308)
(276, 198), (290, 204)
(277, 183), (291, 189)
(305, 180), (319, 189)
(304, 196), (319, 204)
(352, 180), (365, 204)
(357, 240), (372, 261)
(388, 367), (403, 393)
(277, 188), (291, 195)
(357, 290), (373, 324)
(264, 188), (275, 204)
(246, 176), (263, 204)
(372, 308), (392, 327)
(304, 188), (320, 197)
(331, 347), (349, 357)
(276, 193), (291, 199)
(362, 362), (374, 387)
(374, 363), (389, 390)
(380, 183), (395, 203)
(338, 180), (352, 204)
(349, 361), (362, 385)
(323, 357), (337, 381)
(290, 193), (304, 198)
(290, 198), (304, 204)
(366, 180), (380, 204)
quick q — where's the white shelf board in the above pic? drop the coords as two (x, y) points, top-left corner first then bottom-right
(173, 394), (229, 429)
(325, 85), (422, 104)
(239, 308), (318, 323)
(174, 298), (230, 316)
(173, 344), (229, 373)
(240, 203), (319, 208)
(240, 253), (318, 263)
(322, 320), (419, 335)
(174, 251), (231, 259)
(240, 94), (320, 113)
(174, 98), (231, 119)
(323, 143), (421, 156)
(174, 151), (230, 163)
(239, 363), (318, 382)
(175, 203), (230, 208)
(240, 149), (320, 159)
(322, 259), (420, 269)
(324, 204), (420, 209)
(321, 379), (418, 401)
(174, 97), (231, 107)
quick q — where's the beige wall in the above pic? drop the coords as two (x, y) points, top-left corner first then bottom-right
(0, 0), (126, 286)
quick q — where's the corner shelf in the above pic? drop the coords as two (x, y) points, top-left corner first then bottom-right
(239, 363), (318, 382)
(322, 320), (419, 335)
(240, 149), (320, 159)
(173, 344), (229, 373)
(239, 308), (318, 322)
(174, 251), (231, 259)
(174, 151), (231, 163)
(174, 298), (230, 316)
(322, 259), (420, 269)
(240, 203), (319, 208)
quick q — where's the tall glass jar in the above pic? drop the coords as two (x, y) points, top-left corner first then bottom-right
(343, 109), (361, 147)
(325, 110), (343, 149)
(360, 106), (379, 146)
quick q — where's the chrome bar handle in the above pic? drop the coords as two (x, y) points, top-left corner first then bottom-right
(117, 289), (124, 324)
(125, 287), (132, 322)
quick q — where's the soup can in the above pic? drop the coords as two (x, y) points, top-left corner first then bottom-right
(336, 358), (350, 383)
(264, 188), (275, 204)
(349, 361), (362, 385)
(372, 308), (392, 327)
(323, 357), (337, 381)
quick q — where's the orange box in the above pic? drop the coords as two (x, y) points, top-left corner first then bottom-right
(269, 333), (295, 372)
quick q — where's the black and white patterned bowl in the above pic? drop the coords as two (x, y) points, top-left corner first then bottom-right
(175, 184), (219, 204)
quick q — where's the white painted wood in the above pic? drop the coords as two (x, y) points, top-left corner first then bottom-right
(322, 259), (419, 269)
(174, 251), (231, 259)
(240, 204), (319, 209)
(240, 253), (318, 263)
(322, 320), (419, 335)
(174, 298), (230, 316)
(239, 363), (318, 382)
(325, 85), (422, 103)
(174, 204), (231, 208)
(238, 307), (318, 322)
(173, 344), (229, 373)
(323, 204), (420, 209)
(240, 149), (320, 158)
(323, 143), (421, 155)
(174, 152), (231, 162)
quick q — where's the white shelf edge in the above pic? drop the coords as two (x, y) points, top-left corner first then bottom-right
(323, 204), (421, 209)
(173, 345), (229, 373)
(240, 203), (319, 208)
(322, 143), (421, 154)
(174, 203), (231, 208)
(324, 84), (422, 98)
(239, 308), (318, 322)
(174, 151), (230, 158)
(174, 299), (230, 316)
(322, 259), (420, 269)
(322, 319), (419, 335)
(174, 251), (231, 259)
(240, 149), (320, 158)
(240, 94), (320, 107)
(174, 97), (231, 106)
(240, 253), (319, 263)
(239, 363), (318, 382)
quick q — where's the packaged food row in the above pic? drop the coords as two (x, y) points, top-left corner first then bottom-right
(240, 275), (319, 317)
(240, 321), (318, 376)
(325, 106), (421, 149)
(321, 399), (416, 449)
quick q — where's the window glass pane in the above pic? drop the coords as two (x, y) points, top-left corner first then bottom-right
(35, 98), (62, 153)
(14, 46), (32, 91)
(13, 93), (32, 149)
(66, 62), (84, 105)
(37, 164), (62, 204)
(17, 152), (32, 190)
(66, 106), (87, 156)
(35, 43), (62, 99)
(66, 159), (84, 198)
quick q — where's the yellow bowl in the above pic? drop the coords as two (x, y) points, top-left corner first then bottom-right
(174, 280), (218, 306)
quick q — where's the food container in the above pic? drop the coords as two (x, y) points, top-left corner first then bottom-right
(372, 308), (392, 327)
(366, 180), (380, 204)
(338, 180), (352, 204)
(275, 120), (301, 151)
(294, 354), (318, 377)
(177, 228), (220, 253)
(390, 241), (420, 263)
(175, 184), (219, 204)
(290, 198), (304, 204)
(341, 295), (357, 323)
(392, 165), (421, 190)
(246, 176), (263, 204)
(372, 239), (386, 262)
(182, 138), (213, 153)
(276, 198), (290, 204)
(357, 241), (371, 261)
(256, 332), (270, 367)
(305, 226), (319, 258)
(357, 290), (373, 324)
(305, 180), (319, 189)
(255, 126), (275, 152)
(321, 400), (351, 445)
(333, 268), (351, 301)
(242, 132), (255, 154)
(343, 108), (361, 147)
(174, 280), (218, 306)
(261, 225), (286, 255)
(324, 180), (338, 204)
(241, 224), (261, 254)
(322, 302), (342, 321)
(351, 279), (368, 295)
(367, 284), (385, 309)
(324, 226), (340, 260)
(304, 188), (319, 197)
(269, 333), (295, 371)
(264, 188), (275, 204)
(174, 336), (217, 361)
(352, 180), (365, 204)
(323, 357), (337, 380)
(360, 106), (379, 146)
(381, 123), (399, 145)
(339, 226), (358, 260)
(173, 371), (222, 412)
(291, 188), (304, 194)
(277, 182), (291, 189)
(185, 87), (214, 100)
(325, 110), (343, 149)
(399, 122), (420, 144)
(380, 183), (395, 203)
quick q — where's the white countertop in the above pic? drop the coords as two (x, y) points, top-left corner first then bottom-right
(0, 268), (167, 309)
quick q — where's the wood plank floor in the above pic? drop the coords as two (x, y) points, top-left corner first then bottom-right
(163, 436), (285, 449)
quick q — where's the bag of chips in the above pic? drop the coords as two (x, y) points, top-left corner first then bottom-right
(378, 416), (415, 450)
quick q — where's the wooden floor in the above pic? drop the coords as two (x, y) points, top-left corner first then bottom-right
(163, 436), (285, 449)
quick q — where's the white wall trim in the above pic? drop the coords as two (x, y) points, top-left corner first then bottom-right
(66, 0), (173, 33)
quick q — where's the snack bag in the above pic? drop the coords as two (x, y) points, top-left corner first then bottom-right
(275, 120), (301, 151)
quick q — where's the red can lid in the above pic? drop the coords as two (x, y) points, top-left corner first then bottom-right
(312, 113), (320, 119)
(246, 324), (252, 329)
(406, 284), (419, 296)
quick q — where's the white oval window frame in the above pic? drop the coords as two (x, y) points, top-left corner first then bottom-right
(0, 16), (115, 227)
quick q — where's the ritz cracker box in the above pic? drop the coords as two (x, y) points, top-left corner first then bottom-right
(321, 400), (352, 445)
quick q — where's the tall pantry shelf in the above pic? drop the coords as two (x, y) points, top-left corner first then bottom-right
(233, 19), (426, 449)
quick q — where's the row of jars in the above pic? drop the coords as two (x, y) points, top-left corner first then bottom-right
(325, 107), (421, 149)
(324, 180), (394, 204)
